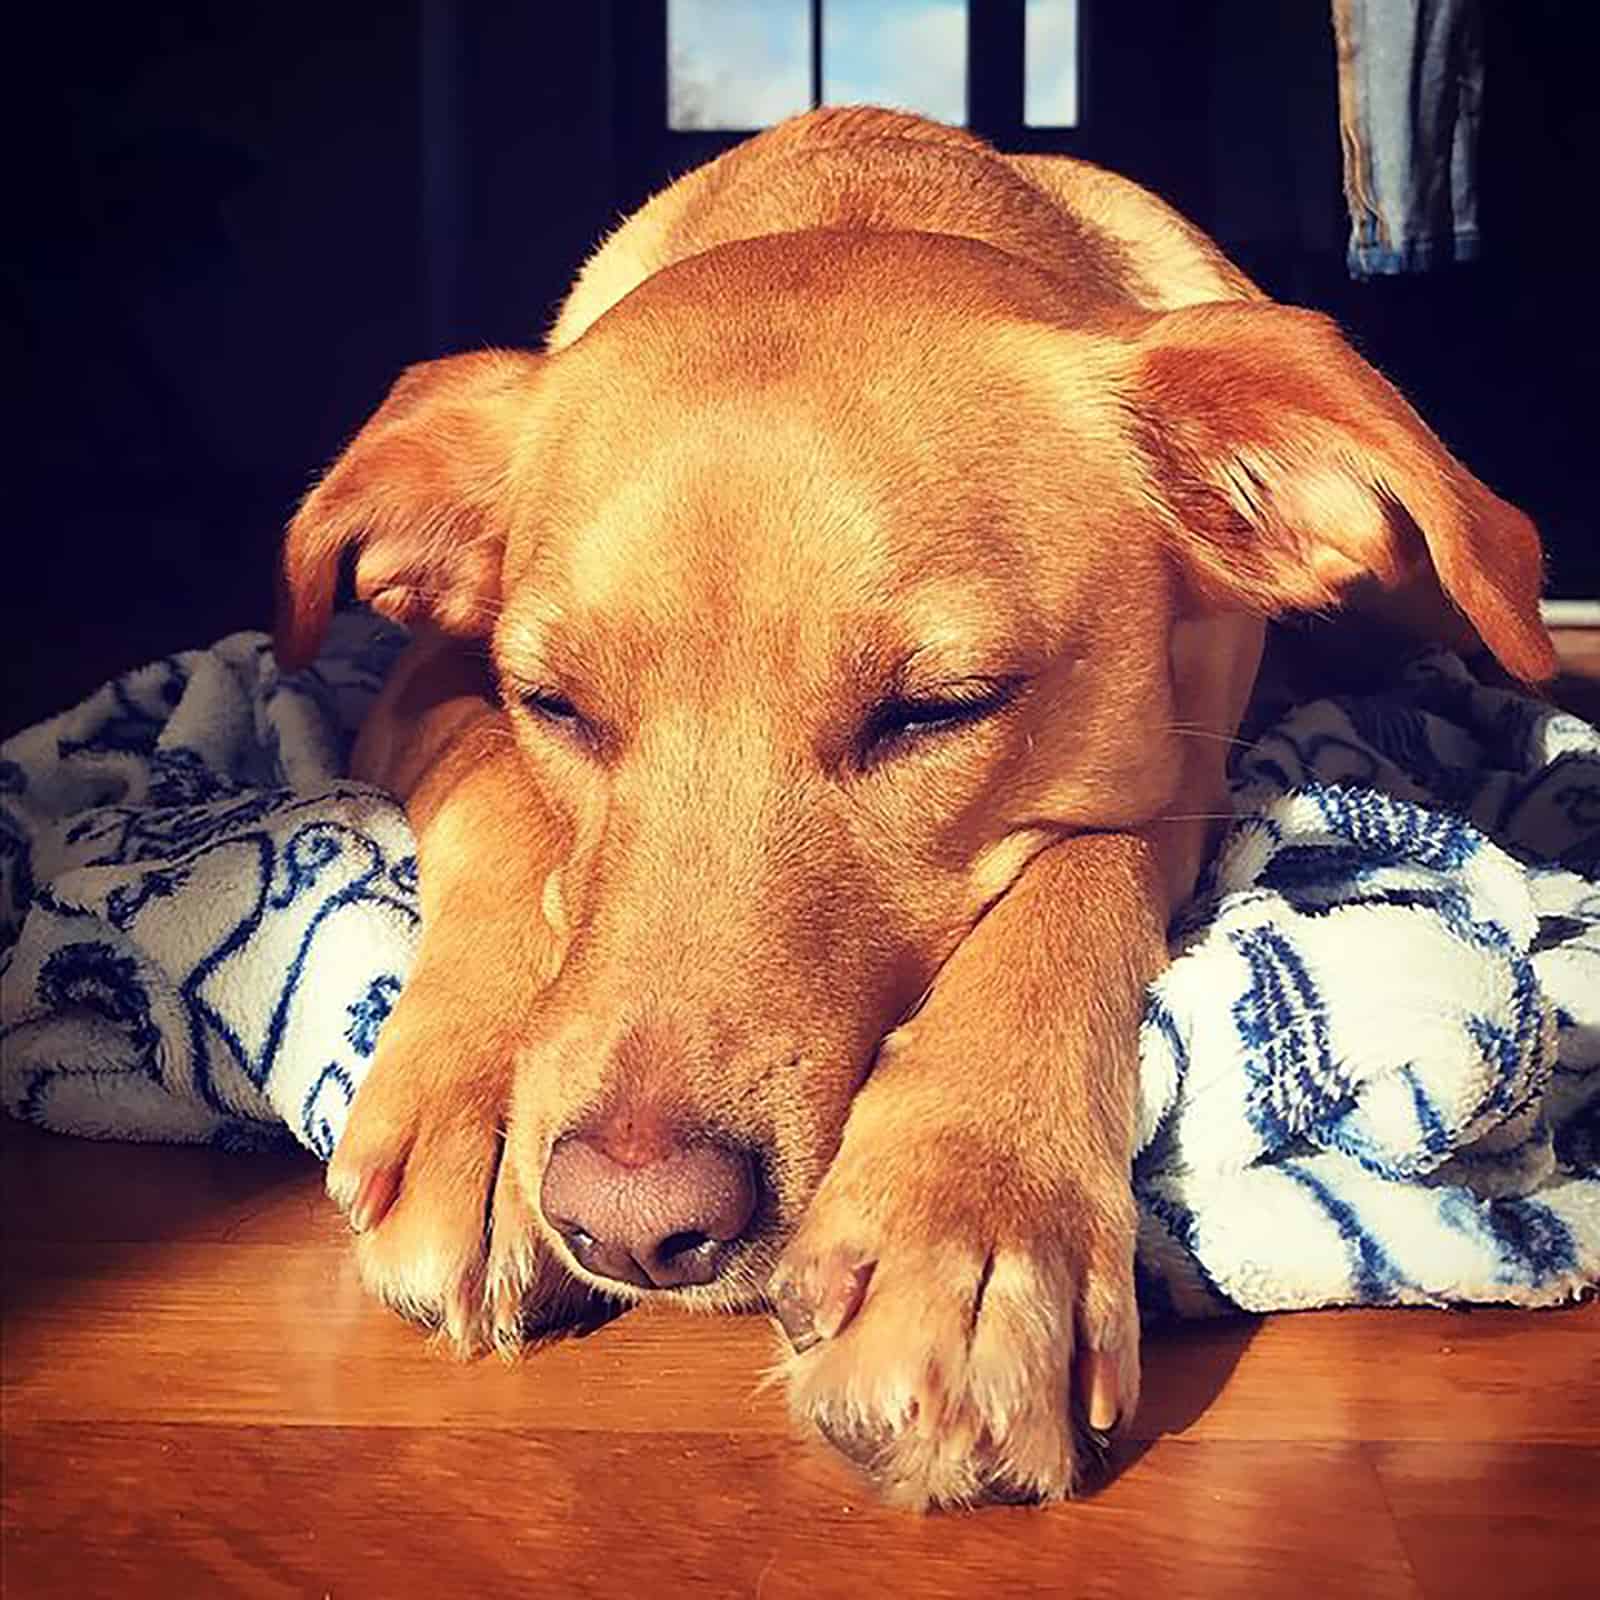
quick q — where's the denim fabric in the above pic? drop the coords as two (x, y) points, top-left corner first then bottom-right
(1333, 0), (1483, 278)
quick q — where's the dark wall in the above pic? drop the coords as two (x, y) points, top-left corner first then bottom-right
(23, 9), (417, 484)
(9, 1), (1594, 737)
(9, 1), (616, 733)
(1201, 0), (1600, 608)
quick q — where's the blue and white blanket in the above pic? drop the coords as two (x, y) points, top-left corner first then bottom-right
(3, 615), (1597, 1316)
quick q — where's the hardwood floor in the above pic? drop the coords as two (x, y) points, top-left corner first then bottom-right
(4, 635), (1597, 1598)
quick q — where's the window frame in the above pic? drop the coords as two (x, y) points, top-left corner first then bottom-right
(618, 1), (1091, 201)
(614, 1), (1209, 224)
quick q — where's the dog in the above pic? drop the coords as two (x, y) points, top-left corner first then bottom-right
(275, 107), (1554, 1508)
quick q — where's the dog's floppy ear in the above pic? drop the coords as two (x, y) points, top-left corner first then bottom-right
(1129, 303), (1555, 682)
(277, 349), (542, 671)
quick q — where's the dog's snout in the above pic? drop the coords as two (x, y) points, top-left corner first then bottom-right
(541, 1125), (758, 1290)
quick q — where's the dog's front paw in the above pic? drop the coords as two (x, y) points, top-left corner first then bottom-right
(768, 1125), (1139, 1509)
(327, 1002), (605, 1354)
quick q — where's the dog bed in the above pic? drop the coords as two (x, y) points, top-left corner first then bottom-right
(3, 613), (1596, 1317)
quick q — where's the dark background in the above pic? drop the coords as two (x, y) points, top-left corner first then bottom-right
(9, 0), (1597, 737)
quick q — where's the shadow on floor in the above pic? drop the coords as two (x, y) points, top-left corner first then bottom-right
(0, 1116), (321, 1322)
(1099, 1313), (1262, 1485)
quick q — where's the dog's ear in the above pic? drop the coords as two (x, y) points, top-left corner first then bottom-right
(1128, 303), (1555, 682)
(277, 349), (542, 671)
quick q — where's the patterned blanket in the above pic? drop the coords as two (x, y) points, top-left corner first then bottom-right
(3, 616), (1597, 1317)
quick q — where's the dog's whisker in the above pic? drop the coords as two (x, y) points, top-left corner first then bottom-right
(1158, 723), (1257, 753)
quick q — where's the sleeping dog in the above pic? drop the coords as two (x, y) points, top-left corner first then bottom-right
(276, 107), (1553, 1508)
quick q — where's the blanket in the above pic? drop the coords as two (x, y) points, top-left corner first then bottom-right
(3, 615), (1597, 1318)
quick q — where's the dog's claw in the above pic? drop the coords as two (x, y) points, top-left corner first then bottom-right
(347, 1165), (401, 1233)
(772, 1280), (822, 1352)
(1081, 1348), (1121, 1433)
(769, 1254), (874, 1352)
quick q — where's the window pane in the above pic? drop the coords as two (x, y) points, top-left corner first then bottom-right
(1025, 0), (1080, 127)
(822, 0), (967, 127)
(668, 0), (813, 131)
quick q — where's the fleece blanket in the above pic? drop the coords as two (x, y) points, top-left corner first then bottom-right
(3, 615), (1597, 1318)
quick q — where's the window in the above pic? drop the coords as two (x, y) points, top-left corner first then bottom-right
(668, 0), (812, 130)
(822, 0), (968, 127)
(1024, 0), (1078, 127)
(667, 0), (1079, 132)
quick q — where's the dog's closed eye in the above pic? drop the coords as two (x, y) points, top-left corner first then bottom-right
(858, 678), (1025, 767)
(513, 685), (602, 749)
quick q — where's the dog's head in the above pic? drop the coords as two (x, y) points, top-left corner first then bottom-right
(280, 231), (1552, 1307)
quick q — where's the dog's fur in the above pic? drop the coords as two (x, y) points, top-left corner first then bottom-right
(277, 108), (1554, 1508)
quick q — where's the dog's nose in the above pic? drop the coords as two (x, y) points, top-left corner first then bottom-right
(540, 1129), (758, 1290)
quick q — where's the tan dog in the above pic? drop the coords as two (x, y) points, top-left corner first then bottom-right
(277, 107), (1554, 1508)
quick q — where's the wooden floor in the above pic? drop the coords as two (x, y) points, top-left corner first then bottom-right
(3, 1123), (1594, 1599)
(4, 631), (1598, 1599)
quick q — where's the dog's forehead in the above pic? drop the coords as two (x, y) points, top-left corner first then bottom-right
(523, 311), (1123, 578)
(541, 228), (1129, 436)
(513, 382), (1052, 645)
(505, 423), (958, 680)
(499, 247), (1146, 684)
(563, 226), (1124, 346)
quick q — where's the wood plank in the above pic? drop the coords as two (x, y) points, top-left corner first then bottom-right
(1551, 626), (1600, 723)
(1552, 626), (1600, 679)
(1138, 1305), (1600, 1445)
(1, 1426), (1420, 1600)
(1, 1121), (331, 1246)
(1373, 1443), (1599, 1600)
(6, 1225), (1594, 1445)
